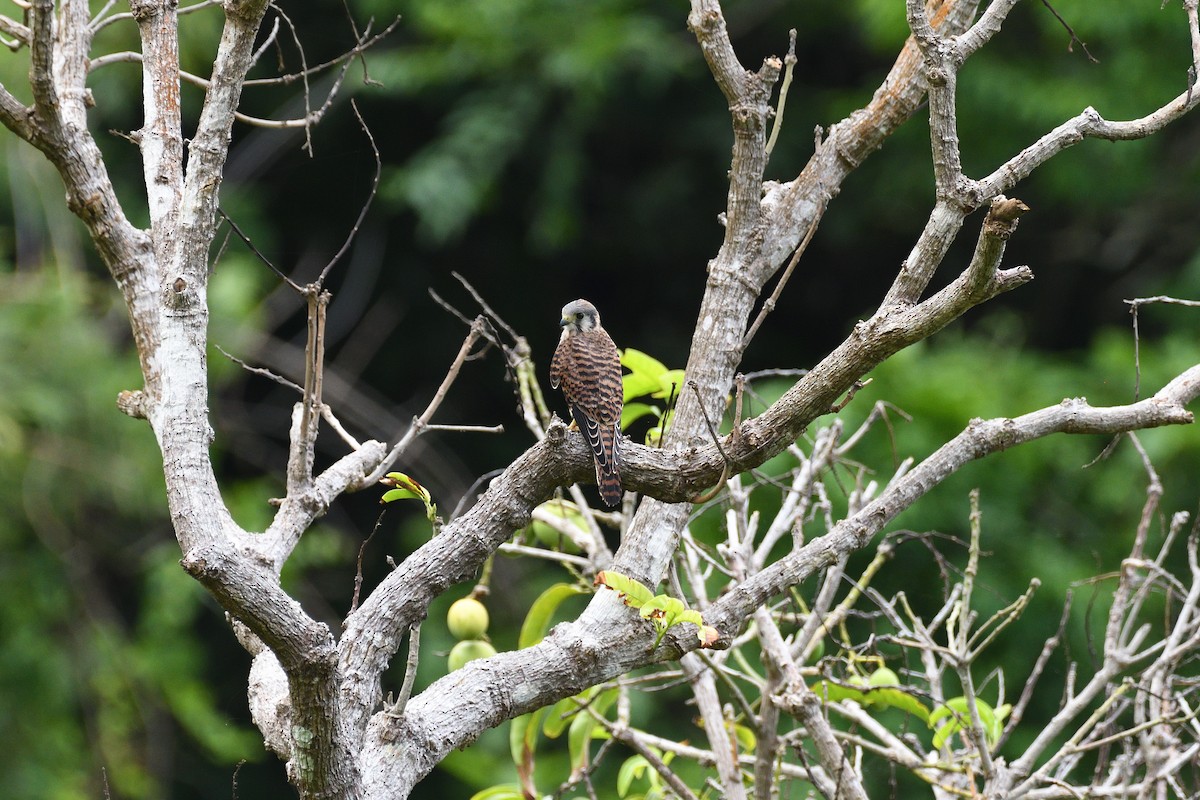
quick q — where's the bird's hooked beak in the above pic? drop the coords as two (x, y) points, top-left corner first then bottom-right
(559, 315), (571, 328)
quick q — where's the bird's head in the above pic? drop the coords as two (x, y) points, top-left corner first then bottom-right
(559, 299), (601, 333)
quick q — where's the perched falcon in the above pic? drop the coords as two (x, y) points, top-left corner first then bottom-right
(550, 299), (624, 507)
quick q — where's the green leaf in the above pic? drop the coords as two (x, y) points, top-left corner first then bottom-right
(594, 571), (654, 609)
(567, 687), (617, 779)
(519, 583), (588, 649)
(865, 688), (932, 722)
(653, 369), (686, 400)
(541, 695), (580, 739)
(380, 488), (418, 503)
(596, 573), (715, 649)
(621, 401), (660, 429)
(469, 786), (526, 800)
(810, 680), (931, 723)
(732, 723), (757, 753)
(622, 372), (661, 403)
(381, 472), (430, 502)
(810, 679), (867, 705)
(620, 347), (667, 377)
(509, 708), (546, 797)
(380, 472), (438, 522)
(617, 755), (651, 797)
(930, 696), (1000, 749)
(638, 594), (683, 621)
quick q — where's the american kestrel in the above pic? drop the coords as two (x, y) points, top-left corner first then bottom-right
(550, 299), (624, 507)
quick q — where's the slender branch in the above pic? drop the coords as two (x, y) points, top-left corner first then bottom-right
(952, 490), (996, 777)
(582, 704), (701, 800)
(757, 606), (869, 800)
(682, 652), (747, 800)
(216, 207), (303, 291)
(741, 188), (828, 350)
(92, 0), (217, 32)
(215, 344), (304, 393)
(315, 100), (381, 286)
(388, 624), (422, 718)
(1037, 0), (1098, 64)
(360, 317), (489, 487)
(764, 29), (797, 157)
(707, 368), (1200, 633)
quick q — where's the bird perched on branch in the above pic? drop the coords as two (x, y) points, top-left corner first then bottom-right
(550, 299), (624, 507)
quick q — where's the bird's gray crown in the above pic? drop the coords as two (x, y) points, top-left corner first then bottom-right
(560, 299), (600, 332)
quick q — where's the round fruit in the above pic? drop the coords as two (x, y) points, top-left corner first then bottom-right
(447, 639), (497, 671)
(447, 597), (490, 640)
(868, 667), (901, 687)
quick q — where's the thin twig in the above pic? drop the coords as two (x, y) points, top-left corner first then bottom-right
(741, 188), (828, 350)
(452, 270), (521, 342)
(216, 207), (303, 292)
(351, 511), (386, 613)
(214, 344), (303, 393)
(497, 542), (593, 569)
(360, 318), (488, 486)
(321, 404), (363, 450)
(316, 99), (381, 286)
(1039, 0), (1099, 63)
(269, 5), (314, 154)
(765, 29), (798, 157)
(687, 380), (732, 503)
(388, 623), (422, 717)
(1124, 294), (1200, 400)
(580, 703), (701, 800)
(420, 423), (505, 435)
(339, 0), (385, 88)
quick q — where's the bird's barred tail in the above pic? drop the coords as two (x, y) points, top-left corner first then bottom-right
(595, 423), (623, 508)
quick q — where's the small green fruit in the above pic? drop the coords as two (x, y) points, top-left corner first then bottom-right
(447, 597), (489, 640)
(447, 639), (497, 671)
(868, 667), (901, 687)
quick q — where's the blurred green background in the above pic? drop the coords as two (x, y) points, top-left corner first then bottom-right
(2, 0), (1199, 797)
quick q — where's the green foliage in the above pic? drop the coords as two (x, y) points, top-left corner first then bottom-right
(518, 582), (589, 648)
(368, 0), (690, 250)
(620, 348), (685, 445)
(811, 669), (1011, 751)
(380, 471), (438, 524)
(617, 751), (674, 799)
(469, 784), (527, 800)
(594, 571), (719, 650)
(507, 685), (618, 797)
(930, 696), (1011, 751)
(0, 268), (261, 799)
(810, 675), (932, 725)
(810, 679), (1010, 751)
(504, 582), (599, 796)
(4, 1), (1199, 797)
